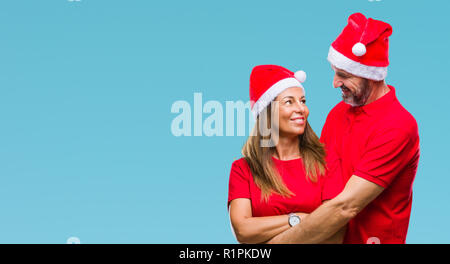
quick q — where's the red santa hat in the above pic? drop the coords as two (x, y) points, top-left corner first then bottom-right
(250, 65), (306, 118)
(327, 13), (393, 81)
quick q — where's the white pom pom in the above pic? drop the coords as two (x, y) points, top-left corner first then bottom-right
(352, 42), (366, 57)
(294, 70), (307, 83)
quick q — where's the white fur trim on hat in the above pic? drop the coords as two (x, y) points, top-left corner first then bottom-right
(327, 46), (387, 81)
(252, 77), (304, 119)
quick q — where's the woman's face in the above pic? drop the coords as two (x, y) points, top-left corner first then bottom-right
(274, 86), (309, 137)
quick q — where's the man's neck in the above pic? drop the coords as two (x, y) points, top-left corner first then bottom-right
(365, 81), (390, 105)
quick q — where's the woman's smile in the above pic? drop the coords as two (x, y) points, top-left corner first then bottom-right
(290, 116), (305, 125)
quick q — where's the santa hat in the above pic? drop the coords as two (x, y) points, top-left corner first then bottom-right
(327, 13), (393, 81)
(250, 65), (306, 118)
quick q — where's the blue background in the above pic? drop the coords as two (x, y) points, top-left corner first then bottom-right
(0, 0), (448, 243)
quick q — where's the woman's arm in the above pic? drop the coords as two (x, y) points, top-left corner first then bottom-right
(229, 198), (308, 244)
(260, 200), (346, 244)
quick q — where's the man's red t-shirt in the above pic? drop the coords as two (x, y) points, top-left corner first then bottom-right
(228, 155), (343, 217)
(320, 85), (420, 244)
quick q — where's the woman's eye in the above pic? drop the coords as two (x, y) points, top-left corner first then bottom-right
(301, 100), (306, 104)
(285, 100), (292, 105)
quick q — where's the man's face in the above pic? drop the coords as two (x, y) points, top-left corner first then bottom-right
(332, 66), (371, 107)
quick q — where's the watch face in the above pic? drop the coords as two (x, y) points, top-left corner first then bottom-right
(289, 216), (300, 226)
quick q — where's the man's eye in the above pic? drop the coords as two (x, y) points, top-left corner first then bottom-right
(285, 100), (292, 105)
(301, 100), (306, 104)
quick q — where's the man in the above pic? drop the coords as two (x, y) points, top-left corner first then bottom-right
(267, 13), (420, 244)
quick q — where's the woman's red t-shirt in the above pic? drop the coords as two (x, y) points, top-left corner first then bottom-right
(227, 156), (343, 217)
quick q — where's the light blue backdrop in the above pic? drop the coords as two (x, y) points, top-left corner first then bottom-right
(0, 0), (448, 243)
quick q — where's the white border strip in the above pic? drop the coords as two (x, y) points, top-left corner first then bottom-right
(252, 78), (304, 119)
(327, 46), (388, 81)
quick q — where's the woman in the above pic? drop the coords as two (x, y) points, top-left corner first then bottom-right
(228, 65), (345, 244)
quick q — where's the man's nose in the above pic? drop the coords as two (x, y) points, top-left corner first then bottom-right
(333, 74), (343, 88)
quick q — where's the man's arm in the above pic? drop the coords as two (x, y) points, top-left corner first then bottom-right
(266, 175), (384, 244)
(319, 225), (347, 244)
(317, 200), (347, 244)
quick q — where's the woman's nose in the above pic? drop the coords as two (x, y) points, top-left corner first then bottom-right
(294, 100), (305, 113)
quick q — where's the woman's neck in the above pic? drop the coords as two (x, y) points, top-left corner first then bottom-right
(273, 135), (301, 160)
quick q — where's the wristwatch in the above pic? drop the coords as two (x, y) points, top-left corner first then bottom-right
(288, 213), (301, 227)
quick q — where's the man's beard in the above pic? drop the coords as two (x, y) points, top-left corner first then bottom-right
(341, 79), (371, 107)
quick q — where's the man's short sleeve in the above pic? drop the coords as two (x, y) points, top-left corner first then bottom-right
(355, 129), (419, 188)
(228, 159), (252, 207)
